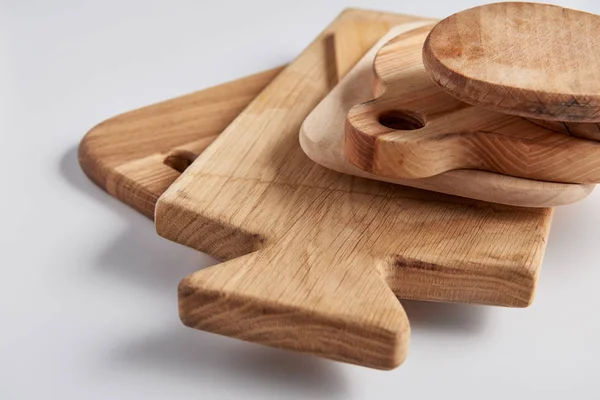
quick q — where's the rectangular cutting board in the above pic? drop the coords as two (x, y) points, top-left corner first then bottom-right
(153, 10), (553, 369)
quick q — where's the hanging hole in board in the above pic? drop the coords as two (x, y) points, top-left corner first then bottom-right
(378, 110), (425, 131)
(164, 150), (197, 173)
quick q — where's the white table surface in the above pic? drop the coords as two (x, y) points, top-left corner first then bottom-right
(2, 1), (600, 398)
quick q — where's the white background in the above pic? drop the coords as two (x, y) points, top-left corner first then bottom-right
(2, 0), (600, 398)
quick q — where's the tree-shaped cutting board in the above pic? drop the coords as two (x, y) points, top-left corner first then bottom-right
(155, 10), (552, 370)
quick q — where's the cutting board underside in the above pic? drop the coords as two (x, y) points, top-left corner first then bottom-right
(152, 10), (553, 369)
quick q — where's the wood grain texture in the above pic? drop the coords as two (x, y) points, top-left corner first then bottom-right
(527, 118), (600, 142)
(156, 11), (553, 370)
(345, 25), (600, 184)
(303, 25), (594, 207)
(423, 2), (600, 123)
(78, 67), (283, 218)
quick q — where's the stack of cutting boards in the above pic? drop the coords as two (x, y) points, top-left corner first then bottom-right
(79, 3), (600, 369)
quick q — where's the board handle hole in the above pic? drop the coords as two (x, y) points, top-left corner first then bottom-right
(378, 110), (425, 131)
(164, 150), (197, 173)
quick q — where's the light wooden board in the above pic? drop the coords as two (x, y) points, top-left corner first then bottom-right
(423, 2), (600, 123)
(156, 10), (554, 370)
(344, 24), (600, 185)
(302, 25), (594, 207)
(79, 67), (283, 218)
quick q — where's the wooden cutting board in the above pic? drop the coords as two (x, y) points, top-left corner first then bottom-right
(155, 10), (553, 370)
(79, 67), (283, 219)
(423, 2), (600, 124)
(345, 23), (600, 184)
(301, 25), (594, 206)
(423, 2), (600, 142)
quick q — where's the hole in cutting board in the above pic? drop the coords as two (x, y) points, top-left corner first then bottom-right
(164, 150), (197, 173)
(378, 110), (425, 131)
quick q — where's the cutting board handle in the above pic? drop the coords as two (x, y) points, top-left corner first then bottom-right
(170, 231), (411, 370)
